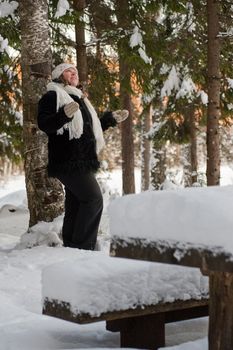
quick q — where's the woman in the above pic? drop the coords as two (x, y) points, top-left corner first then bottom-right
(37, 63), (128, 250)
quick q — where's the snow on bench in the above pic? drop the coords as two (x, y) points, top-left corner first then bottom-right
(109, 185), (233, 271)
(42, 251), (208, 349)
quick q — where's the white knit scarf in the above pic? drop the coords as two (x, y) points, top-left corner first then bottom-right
(47, 82), (105, 154)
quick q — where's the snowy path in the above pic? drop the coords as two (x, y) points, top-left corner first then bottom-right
(0, 174), (209, 349)
(0, 209), (208, 350)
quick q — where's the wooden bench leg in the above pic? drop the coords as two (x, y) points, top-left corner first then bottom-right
(209, 271), (233, 350)
(107, 313), (165, 349)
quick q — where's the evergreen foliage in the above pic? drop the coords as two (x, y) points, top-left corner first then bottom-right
(1, 0), (233, 182)
(0, 8), (22, 168)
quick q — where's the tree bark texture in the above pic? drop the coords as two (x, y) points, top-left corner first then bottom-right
(209, 271), (233, 350)
(182, 144), (192, 187)
(141, 105), (152, 191)
(206, 0), (221, 186)
(183, 108), (198, 187)
(87, 0), (103, 60)
(150, 145), (166, 190)
(73, 0), (88, 88)
(19, 0), (64, 227)
(120, 88), (135, 194)
(115, 0), (135, 194)
(190, 109), (198, 184)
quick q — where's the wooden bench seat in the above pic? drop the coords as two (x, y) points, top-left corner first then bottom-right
(43, 297), (208, 349)
(42, 252), (208, 349)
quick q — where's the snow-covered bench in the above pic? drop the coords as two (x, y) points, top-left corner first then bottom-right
(109, 185), (233, 350)
(42, 251), (208, 349)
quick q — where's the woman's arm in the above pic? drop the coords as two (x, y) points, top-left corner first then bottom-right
(37, 91), (72, 134)
(100, 110), (129, 131)
(100, 111), (117, 131)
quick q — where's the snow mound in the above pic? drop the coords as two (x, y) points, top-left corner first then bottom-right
(16, 215), (64, 249)
(0, 189), (27, 211)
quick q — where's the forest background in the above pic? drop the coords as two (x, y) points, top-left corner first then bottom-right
(1, 0), (233, 233)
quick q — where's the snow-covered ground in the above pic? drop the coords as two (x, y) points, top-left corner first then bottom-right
(2, 166), (233, 350)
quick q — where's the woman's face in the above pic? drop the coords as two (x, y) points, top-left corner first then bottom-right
(62, 68), (79, 86)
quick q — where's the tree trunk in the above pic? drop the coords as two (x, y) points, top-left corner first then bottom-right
(120, 87), (135, 194)
(183, 144), (192, 187)
(150, 145), (166, 190)
(115, 0), (135, 194)
(141, 104), (152, 191)
(206, 0), (221, 186)
(73, 0), (88, 89)
(19, 0), (64, 228)
(183, 108), (198, 187)
(87, 0), (102, 60)
(190, 109), (198, 184)
(209, 271), (233, 349)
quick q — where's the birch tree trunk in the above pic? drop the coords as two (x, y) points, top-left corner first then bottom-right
(183, 144), (192, 187)
(19, 0), (64, 228)
(206, 0), (221, 186)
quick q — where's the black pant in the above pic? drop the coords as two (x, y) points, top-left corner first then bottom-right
(57, 172), (103, 250)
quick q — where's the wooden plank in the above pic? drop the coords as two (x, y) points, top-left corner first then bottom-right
(43, 297), (208, 324)
(106, 304), (208, 332)
(165, 304), (208, 323)
(110, 237), (233, 272)
(117, 313), (165, 349)
(107, 305), (208, 350)
(209, 271), (233, 350)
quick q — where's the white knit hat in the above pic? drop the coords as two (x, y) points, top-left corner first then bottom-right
(51, 63), (78, 80)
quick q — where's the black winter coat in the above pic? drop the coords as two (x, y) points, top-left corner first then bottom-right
(37, 90), (117, 177)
